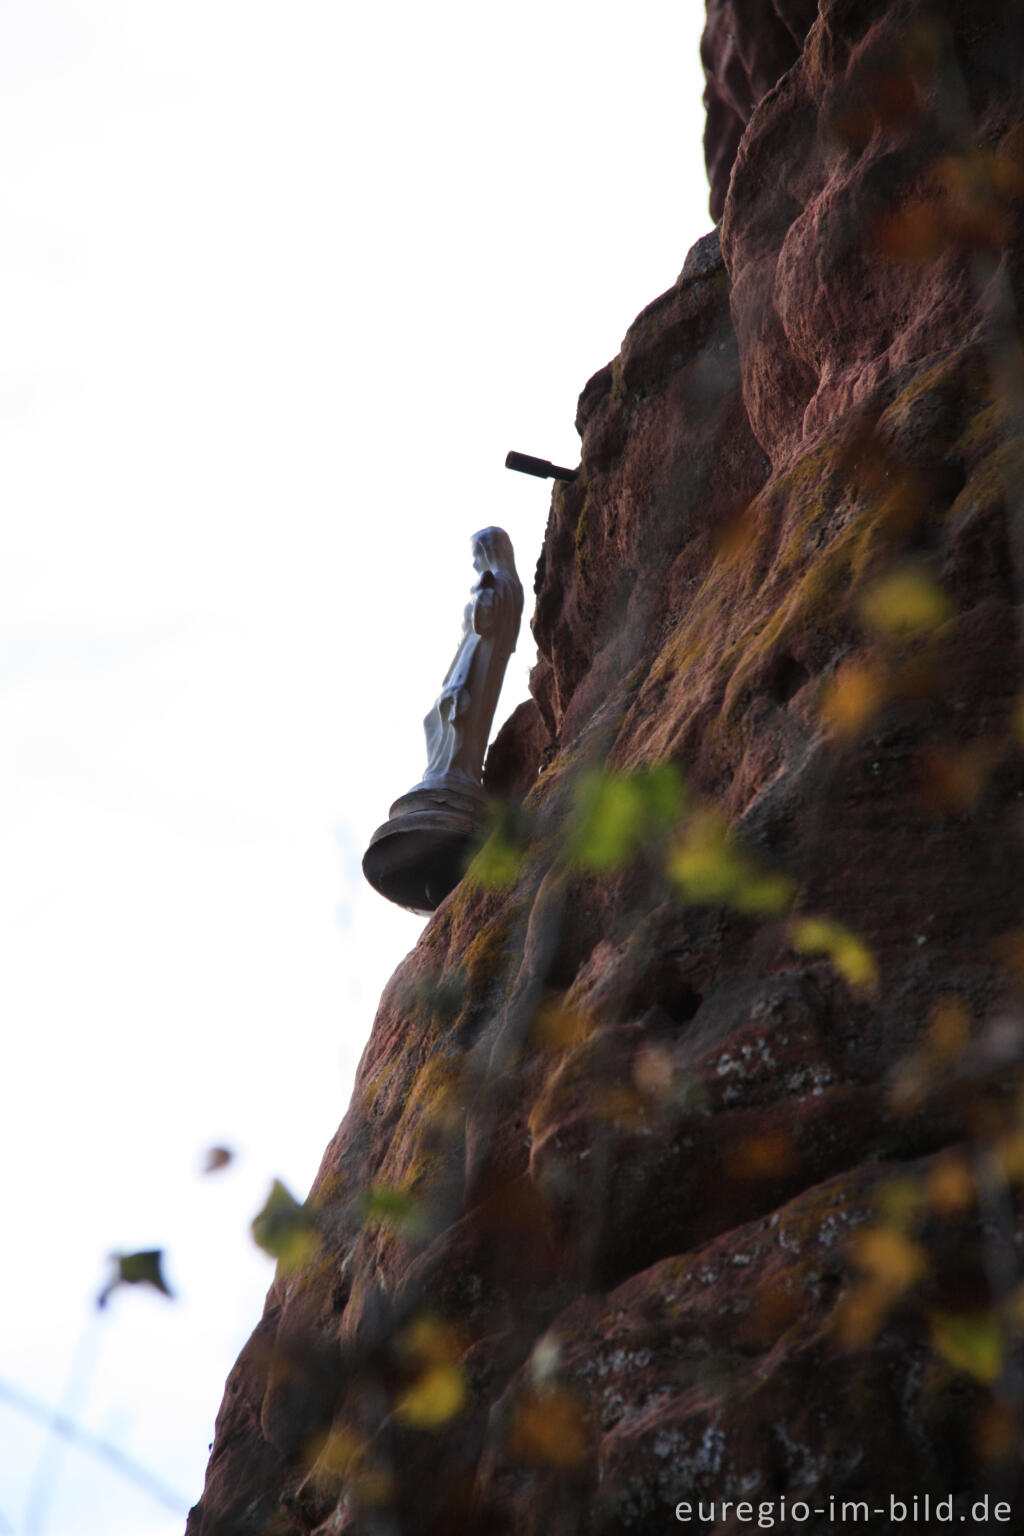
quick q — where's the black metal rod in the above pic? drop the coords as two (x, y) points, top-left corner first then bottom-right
(505, 450), (578, 483)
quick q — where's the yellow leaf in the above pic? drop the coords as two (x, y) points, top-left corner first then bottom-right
(395, 1363), (467, 1428)
(667, 812), (741, 902)
(876, 1178), (923, 1230)
(859, 567), (952, 638)
(399, 1314), (463, 1366)
(668, 811), (794, 913)
(931, 1311), (1003, 1384)
(790, 917), (878, 990)
(733, 871), (797, 915)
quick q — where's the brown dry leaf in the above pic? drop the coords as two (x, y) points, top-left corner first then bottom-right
(836, 1224), (928, 1350)
(993, 924), (1024, 985)
(874, 198), (947, 264)
(834, 1281), (892, 1349)
(924, 1152), (974, 1217)
(917, 740), (1002, 814)
(532, 996), (593, 1053)
(723, 1131), (800, 1182)
(936, 152), (1016, 248)
(888, 1056), (931, 1114)
(849, 1226), (928, 1292)
(890, 999), (970, 1112)
(632, 1044), (675, 1103)
(928, 996), (971, 1061)
(993, 1131), (1024, 1184)
(593, 1083), (649, 1128)
(974, 1401), (1017, 1464)
(508, 1387), (590, 1470)
(713, 504), (760, 566)
(820, 658), (889, 741)
(737, 1279), (803, 1348)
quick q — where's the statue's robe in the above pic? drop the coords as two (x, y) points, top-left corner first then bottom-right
(421, 565), (520, 788)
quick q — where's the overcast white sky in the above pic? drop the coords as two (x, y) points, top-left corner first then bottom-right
(0, 3), (710, 1530)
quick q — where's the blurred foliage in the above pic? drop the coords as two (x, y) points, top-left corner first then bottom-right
(859, 565), (952, 639)
(820, 656), (890, 741)
(568, 763), (685, 871)
(86, 74), (1024, 1521)
(931, 1311), (1004, 1385)
(789, 916), (879, 992)
(395, 1315), (467, 1428)
(251, 1180), (320, 1272)
(668, 809), (796, 913)
(468, 800), (533, 892)
(362, 1183), (428, 1239)
(97, 1249), (173, 1309)
(507, 1385), (590, 1470)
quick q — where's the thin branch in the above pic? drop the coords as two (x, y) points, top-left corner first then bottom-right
(0, 1376), (190, 1518)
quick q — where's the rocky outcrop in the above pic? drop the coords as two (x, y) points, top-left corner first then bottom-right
(189, 2), (1024, 1531)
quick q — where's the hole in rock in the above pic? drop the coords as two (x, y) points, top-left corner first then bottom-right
(906, 459), (968, 552)
(768, 652), (811, 705)
(663, 980), (703, 1025)
(638, 982), (703, 1037)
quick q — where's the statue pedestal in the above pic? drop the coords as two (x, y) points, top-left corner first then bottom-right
(361, 779), (487, 915)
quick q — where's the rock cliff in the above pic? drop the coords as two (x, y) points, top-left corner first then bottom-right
(189, 2), (1024, 1531)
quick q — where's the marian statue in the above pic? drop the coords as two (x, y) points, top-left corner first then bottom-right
(418, 525), (524, 790)
(363, 525), (524, 913)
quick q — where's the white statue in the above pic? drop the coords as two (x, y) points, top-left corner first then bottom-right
(363, 525), (523, 912)
(419, 525), (524, 791)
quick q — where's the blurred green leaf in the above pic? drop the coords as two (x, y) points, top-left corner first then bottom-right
(97, 1249), (173, 1309)
(398, 975), (467, 1027)
(362, 1183), (427, 1238)
(931, 1311), (1003, 1384)
(467, 800), (533, 891)
(667, 810), (795, 913)
(569, 763), (685, 871)
(251, 1179), (320, 1271)
(469, 831), (522, 891)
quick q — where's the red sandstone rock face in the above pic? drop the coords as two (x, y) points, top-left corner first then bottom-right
(188, 4), (1024, 1532)
(701, 0), (819, 220)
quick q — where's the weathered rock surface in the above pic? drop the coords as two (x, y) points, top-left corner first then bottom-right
(189, 2), (1024, 1531)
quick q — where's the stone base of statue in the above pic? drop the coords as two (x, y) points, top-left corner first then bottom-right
(361, 777), (488, 916)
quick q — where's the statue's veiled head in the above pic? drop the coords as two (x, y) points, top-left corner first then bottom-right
(471, 525), (515, 574)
